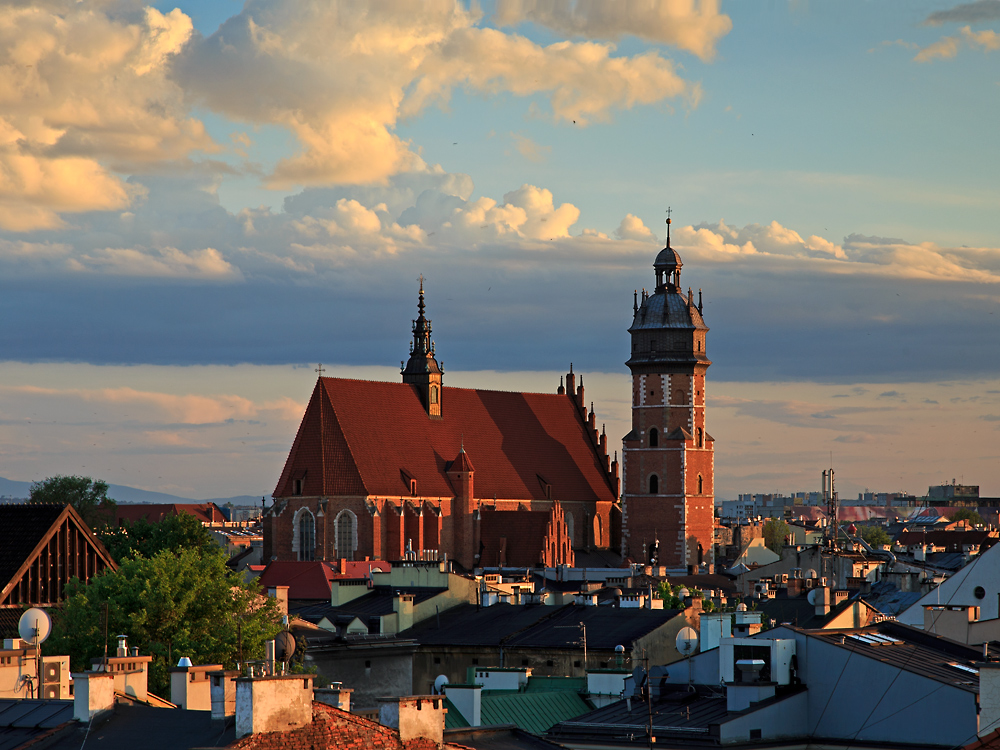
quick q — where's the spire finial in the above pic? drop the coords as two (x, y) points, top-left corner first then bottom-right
(417, 274), (426, 317)
(665, 206), (672, 247)
(633, 289), (638, 313)
(315, 363), (326, 379)
(570, 362), (573, 373)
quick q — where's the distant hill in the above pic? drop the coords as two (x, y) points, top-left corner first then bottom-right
(0, 476), (265, 507)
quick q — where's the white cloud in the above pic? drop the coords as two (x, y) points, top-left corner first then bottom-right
(615, 214), (657, 242)
(66, 246), (242, 279)
(0, 3), (215, 230)
(176, 0), (701, 188)
(493, 0), (733, 61)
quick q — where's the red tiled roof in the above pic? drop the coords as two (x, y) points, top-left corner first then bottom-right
(258, 561), (336, 600)
(274, 378), (617, 504)
(479, 507), (551, 568)
(231, 701), (449, 750)
(115, 503), (225, 525)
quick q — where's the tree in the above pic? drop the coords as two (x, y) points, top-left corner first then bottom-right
(97, 512), (218, 563)
(763, 518), (791, 553)
(47, 547), (282, 695)
(29, 475), (116, 529)
(950, 508), (985, 528)
(860, 525), (892, 548)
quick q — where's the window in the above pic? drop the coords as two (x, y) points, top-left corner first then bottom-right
(336, 510), (357, 561)
(430, 385), (438, 404)
(649, 475), (659, 494)
(521, 659), (529, 666)
(698, 474), (704, 494)
(650, 339), (657, 352)
(297, 511), (315, 562)
(697, 427), (703, 448)
(975, 586), (986, 600)
(648, 427), (658, 447)
(410, 479), (417, 496)
(293, 479), (302, 496)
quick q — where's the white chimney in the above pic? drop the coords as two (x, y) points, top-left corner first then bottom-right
(73, 672), (115, 722)
(235, 674), (314, 738)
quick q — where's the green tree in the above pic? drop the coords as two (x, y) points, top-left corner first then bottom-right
(29, 475), (116, 529)
(47, 547), (282, 695)
(97, 512), (218, 563)
(860, 525), (892, 548)
(763, 518), (791, 553)
(950, 508), (986, 528)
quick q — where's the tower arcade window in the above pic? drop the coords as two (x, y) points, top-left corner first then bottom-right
(649, 474), (659, 494)
(648, 427), (659, 447)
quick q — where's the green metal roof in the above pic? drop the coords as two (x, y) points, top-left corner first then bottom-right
(523, 676), (586, 693)
(479, 690), (593, 735)
(443, 697), (470, 729)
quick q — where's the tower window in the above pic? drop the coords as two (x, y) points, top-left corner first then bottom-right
(430, 385), (438, 404)
(697, 427), (703, 448)
(698, 474), (704, 494)
(649, 475), (659, 494)
(648, 427), (658, 447)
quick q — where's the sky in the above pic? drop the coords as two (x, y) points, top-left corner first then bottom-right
(1, 0), (998, 502)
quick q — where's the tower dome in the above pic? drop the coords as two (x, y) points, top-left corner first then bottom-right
(653, 216), (682, 291)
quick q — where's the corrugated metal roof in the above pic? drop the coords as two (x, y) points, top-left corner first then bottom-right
(480, 690), (592, 735)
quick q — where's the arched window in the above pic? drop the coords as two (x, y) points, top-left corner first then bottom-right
(297, 510), (315, 562)
(696, 427), (703, 448)
(649, 474), (659, 494)
(593, 515), (602, 547)
(429, 386), (438, 404)
(648, 427), (659, 447)
(698, 474), (704, 494)
(335, 510), (357, 561)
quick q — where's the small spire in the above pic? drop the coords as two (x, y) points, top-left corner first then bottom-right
(417, 274), (425, 317)
(633, 289), (638, 313)
(590, 401), (594, 413)
(665, 206), (672, 247)
(560, 375), (564, 387)
(570, 362), (573, 374)
(602, 423), (606, 436)
(698, 288), (703, 314)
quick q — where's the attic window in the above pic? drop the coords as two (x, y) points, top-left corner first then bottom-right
(410, 480), (418, 497)
(293, 479), (303, 496)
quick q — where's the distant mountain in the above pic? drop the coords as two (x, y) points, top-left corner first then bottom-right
(0, 476), (266, 507)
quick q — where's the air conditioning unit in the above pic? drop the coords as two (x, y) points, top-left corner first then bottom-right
(44, 662), (61, 683)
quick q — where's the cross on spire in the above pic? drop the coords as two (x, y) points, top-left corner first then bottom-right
(315, 363), (326, 378)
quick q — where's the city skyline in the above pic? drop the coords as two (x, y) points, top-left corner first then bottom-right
(1, 1), (998, 500)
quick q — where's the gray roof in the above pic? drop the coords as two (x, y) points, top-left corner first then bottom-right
(0, 700), (73, 750)
(629, 289), (706, 331)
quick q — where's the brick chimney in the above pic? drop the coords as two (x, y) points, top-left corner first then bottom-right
(235, 674), (315, 739)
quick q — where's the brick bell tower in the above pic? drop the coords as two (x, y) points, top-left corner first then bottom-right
(622, 215), (714, 573)
(401, 275), (443, 418)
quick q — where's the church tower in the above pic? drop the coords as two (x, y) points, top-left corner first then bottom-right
(622, 217), (714, 572)
(401, 276), (443, 417)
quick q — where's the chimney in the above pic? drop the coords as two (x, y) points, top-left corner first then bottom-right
(314, 682), (353, 712)
(210, 670), (240, 721)
(394, 593), (415, 633)
(266, 585), (289, 618)
(235, 674), (315, 739)
(378, 695), (446, 746)
(444, 683), (481, 726)
(73, 671), (115, 722)
(980, 663), (1000, 737)
(814, 587), (831, 617)
(170, 662), (223, 710)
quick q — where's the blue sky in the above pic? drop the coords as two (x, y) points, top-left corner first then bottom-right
(1, 0), (998, 500)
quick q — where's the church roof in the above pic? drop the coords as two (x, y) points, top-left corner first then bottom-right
(273, 378), (617, 503)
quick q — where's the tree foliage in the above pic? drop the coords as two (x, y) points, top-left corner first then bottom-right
(950, 508), (986, 528)
(860, 525), (892, 548)
(47, 547), (282, 695)
(763, 518), (791, 553)
(29, 475), (116, 529)
(96, 512), (218, 564)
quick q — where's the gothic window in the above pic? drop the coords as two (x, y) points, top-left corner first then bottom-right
(410, 479), (418, 496)
(648, 427), (659, 447)
(430, 386), (438, 404)
(297, 510), (315, 561)
(698, 474), (704, 494)
(649, 474), (659, 494)
(335, 510), (357, 561)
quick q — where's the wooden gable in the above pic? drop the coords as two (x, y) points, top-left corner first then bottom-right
(0, 504), (117, 609)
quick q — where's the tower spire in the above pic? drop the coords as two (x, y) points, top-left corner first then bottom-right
(402, 275), (443, 417)
(665, 206), (672, 247)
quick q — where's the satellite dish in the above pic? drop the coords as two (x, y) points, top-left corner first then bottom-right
(433, 674), (449, 694)
(18, 608), (51, 646)
(675, 626), (698, 657)
(807, 589), (820, 606)
(274, 631), (297, 662)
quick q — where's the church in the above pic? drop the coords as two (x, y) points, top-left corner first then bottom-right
(265, 227), (715, 573)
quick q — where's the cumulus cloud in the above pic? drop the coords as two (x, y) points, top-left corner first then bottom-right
(615, 214), (657, 242)
(175, 0), (700, 188)
(493, 0), (733, 61)
(915, 25), (1000, 61)
(924, 0), (1000, 25)
(66, 247), (242, 280)
(674, 220), (1000, 283)
(0, 3), (215, 230)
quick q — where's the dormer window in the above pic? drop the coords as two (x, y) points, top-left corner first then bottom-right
(410, 479), (418, 496)
(430, 386), (438, 404)
(293, 479), (303, 496)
